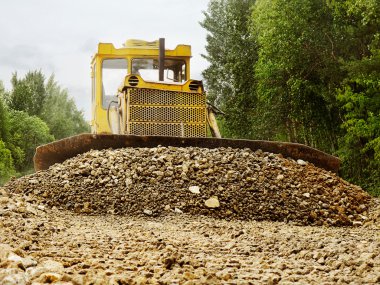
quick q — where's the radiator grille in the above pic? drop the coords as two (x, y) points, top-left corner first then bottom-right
(129, 88), (205, 106)
(130, 123), (207, 137)
(127, 88), (207, 137)
(130, 106), (206, 123)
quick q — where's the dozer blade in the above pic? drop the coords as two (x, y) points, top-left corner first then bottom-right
(34, 133), (340, 173)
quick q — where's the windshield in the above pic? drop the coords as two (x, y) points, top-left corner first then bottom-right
(132, 58), (186, 83)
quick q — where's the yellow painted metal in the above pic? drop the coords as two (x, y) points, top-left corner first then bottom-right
(90, 40), (195, 134)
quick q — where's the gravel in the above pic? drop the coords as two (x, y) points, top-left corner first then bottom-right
(5, 146), (372, 226)
(0, 187), (379, 284)
(1, 146), (379, 284)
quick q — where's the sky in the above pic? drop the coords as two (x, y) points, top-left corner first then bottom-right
(0, 0), (210, 119)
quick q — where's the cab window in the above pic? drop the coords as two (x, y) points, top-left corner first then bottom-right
(132, 58), (186, 83)
(101, 58), (128, 109)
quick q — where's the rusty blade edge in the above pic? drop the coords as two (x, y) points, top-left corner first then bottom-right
(33, 133), (341, 173)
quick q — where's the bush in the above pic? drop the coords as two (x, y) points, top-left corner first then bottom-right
(8, 111), (54, 171)
(0, 140), (15, 184)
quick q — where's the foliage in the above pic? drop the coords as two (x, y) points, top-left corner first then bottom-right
(337, 54), (380, 196)
(0, 82), (15, 184)
(329, 0), (380, 195)
(40, 76), (89, 140)
(251, 0), (342, 151)
(1, 71), (89, 173)
(7, 111), (54, 171)
(0, 69), (89, 183)
(0, 140), (15, 185)
(327, 0), (380, 60)
(201, 0), (258, 138)
(6, 71), (47, 117)
(0, 82), (10, 142)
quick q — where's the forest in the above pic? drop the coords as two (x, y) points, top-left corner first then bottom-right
(202, 0), (380, 196)
(0, 71), (89, 184)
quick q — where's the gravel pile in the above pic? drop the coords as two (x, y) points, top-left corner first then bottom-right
(6, 146), (372, 226)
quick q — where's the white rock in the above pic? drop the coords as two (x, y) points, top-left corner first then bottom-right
(174, 208), (183, 214)
(7, 253), (37, 269)
(164, 205), (171, 211)
(39, 259), (64, 273)
(276, 174), (284, 180)
(37, 205), (45, 211)
(297, 159), (308, 166)
(205, 196), (220, 208)
(125, 178), (133, 187)
(303, 193), (310, 198)
(189, 186), (200, 194)
(143, 209), (153, 215)
(359, 215), (368, 220)
(7, 252), (23, 263)
(26, 266), (46, 280)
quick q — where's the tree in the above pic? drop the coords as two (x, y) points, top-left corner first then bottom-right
(327, 0), (380, 60)
(0, 83), (14, 184)
(333, 0), (380, 195)
(6, 71), (89, 140)
(1, 71), (89, 180)
(40, 75), (89, 140)
(0, 140), (14, 185)
(337, 56), (380, 195)
(0, 81), (10, 142)
(7, 71), (47, 117)
(251, 0), (342, 152)
(8, 110), (54, 171)
(201, 0), (258, 138)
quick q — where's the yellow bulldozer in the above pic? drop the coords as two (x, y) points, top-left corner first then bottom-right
(34, 39), (340, 173)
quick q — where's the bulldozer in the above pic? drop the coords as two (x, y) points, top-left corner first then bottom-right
(34, 39), (340, 173)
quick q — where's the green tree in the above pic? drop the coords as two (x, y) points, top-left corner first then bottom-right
(201, 0), (258, 138)
(327, 0), (380, 60)
(8, 110), (54, 171)
(40, 75), (89, 140)
(0, 83), (14, 184)
(7, 71), (47, 117)
(1, 71), (89, 181)
(337, 55), (380, 195)
(0, 140), (15, 185)
(0, 81), (10, 142)
(333, 0), (380, 195)
(251, 0), (342, 151)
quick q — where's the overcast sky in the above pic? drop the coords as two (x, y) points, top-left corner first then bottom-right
(0, 0), (210, 119)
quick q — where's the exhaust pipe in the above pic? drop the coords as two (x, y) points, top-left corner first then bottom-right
(159, 38), (165, 81)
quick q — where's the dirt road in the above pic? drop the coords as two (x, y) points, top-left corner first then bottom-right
(1, 194), (379, 284)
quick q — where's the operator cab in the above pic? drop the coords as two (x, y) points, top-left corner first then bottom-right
(91, 39), (194, 134)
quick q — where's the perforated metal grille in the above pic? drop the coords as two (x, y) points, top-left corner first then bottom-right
(127, 87), (207, 137)
(130, 106), (206, 123)
(130, 123), (207, 137)
(129, 88), (205, 106)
